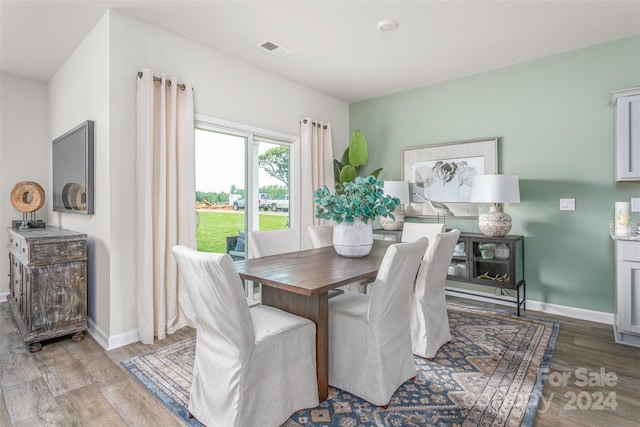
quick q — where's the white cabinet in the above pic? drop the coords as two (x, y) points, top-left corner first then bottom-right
(614, 239), (640, 347)
(612, 88), (640, 181)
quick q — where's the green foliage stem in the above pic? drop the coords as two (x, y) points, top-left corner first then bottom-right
(334, 130), (383, 190)
(348, 130), (368, 167)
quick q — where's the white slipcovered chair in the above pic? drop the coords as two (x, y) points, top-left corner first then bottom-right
(248, 228), (299, 257)
(172, 246), (318, 427)
(401, 222), (445, 243)
(307, 224), (333, 249)
(327, 237), (428, 406)
(409, 229), (461, 360)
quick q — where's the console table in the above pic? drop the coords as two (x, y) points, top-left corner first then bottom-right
(446, 232), (525, 315)
(372, 228), (402, 241)
(6, 226), (88, 351)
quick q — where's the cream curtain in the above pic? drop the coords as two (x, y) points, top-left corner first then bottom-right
(136, 69), (196, 344)
(300, 118), (334, 248)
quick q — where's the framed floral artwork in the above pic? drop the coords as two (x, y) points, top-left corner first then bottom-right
(402, 138), (498, 218)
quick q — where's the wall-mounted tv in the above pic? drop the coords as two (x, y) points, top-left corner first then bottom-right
(52, 120), (94, 214)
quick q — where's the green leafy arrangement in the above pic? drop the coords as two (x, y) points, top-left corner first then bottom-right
(314, 176), (400, 224)
(334, 130), (382, 191)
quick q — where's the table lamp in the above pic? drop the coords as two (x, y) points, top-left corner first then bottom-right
(470, 174), (520, 236)
(379, 180), (410, 230)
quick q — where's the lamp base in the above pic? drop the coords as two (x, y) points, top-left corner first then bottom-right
(477, 206), (512, 237)
(380, 213), (405, 231)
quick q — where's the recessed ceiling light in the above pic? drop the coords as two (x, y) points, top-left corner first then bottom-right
(377, 19), (399, 32)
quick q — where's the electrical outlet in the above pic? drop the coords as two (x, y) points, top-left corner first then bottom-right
(632, 198), (640, 212)
(560, 198), (575, 211)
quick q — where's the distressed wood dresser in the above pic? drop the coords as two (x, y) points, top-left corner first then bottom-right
(6, 226), (87, 352)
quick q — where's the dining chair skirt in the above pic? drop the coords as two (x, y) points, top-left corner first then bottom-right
(172, 246), (318, 427)
(409, 229), (460, 359)
(327, 238), (427, 406)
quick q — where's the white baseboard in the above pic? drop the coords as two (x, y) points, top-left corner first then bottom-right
(87, 317), (140, 351)
(446, 288), (614, 325)
(0, 300), (140, 350)
(87, 318), (109, 349)
(525, 300), (614, 325)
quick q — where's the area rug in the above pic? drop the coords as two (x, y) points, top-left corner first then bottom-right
(122, 303), (558, 426)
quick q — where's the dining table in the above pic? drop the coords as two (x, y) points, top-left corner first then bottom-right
(234, 238), (395, 401)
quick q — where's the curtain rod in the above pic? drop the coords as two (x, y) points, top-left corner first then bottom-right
(137, 71), (188, 91)
(300, 118), (328, 129)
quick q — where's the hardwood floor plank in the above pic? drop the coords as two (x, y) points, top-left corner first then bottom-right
(0, 388), (12, 427)
(552, 345), (640, 378)
(61, 334), (129, 388)
(3, 377), (68, 426)
(571, 335), (640, 361)
(56, 383), (128, 426)
(534, 399), (589, 427)
(101, 378), (182, 426)
(0, 343), (42, 388)
(0, 330), (21, 354)
(32, 340), (92, 397)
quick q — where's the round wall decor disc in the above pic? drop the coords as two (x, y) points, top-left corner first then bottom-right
(10, 181), (45, 213)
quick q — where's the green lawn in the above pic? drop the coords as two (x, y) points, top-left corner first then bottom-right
(196, 210), (289, 253)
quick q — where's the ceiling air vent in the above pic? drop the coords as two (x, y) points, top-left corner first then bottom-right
(257, 39), (292, 58)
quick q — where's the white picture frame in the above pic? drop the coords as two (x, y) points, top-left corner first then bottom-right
(402, 138), (498, 218)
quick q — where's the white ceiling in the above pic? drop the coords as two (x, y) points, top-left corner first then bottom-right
(1, 1), (639, 103)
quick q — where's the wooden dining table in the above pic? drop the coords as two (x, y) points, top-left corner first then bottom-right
(234, 239), (394, 401)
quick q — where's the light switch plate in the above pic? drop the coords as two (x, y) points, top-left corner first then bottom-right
(560, 198), (576, 211)
(632, 198), (640, 212)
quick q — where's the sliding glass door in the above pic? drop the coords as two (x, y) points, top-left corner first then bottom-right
(194, 116), (298, 303)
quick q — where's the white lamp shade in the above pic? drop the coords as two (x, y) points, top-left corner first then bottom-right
(383, 181), (410, 203)
(470, 174), (520, 204)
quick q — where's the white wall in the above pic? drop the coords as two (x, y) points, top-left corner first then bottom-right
(109, 11), (350, 142)
(35, 10), (348, 346)
(0, 72), (49, 296)
(106, 10), (349, 340)
(48, 13), (111, 338)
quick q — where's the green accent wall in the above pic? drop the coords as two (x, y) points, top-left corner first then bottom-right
(350, 36), (640, 313)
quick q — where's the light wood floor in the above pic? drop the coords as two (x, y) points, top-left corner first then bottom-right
(1, 297), (638, 426)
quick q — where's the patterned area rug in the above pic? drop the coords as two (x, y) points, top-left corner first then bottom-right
(122, 303), (558, 426)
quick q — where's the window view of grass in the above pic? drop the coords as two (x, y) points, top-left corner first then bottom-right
(195, 127), (291, 258)
(196, 211), (289, 253)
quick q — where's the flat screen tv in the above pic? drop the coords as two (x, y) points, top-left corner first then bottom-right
(52, 120), (94, 214)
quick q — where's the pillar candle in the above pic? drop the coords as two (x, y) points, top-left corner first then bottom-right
(615, 202), (631, 234)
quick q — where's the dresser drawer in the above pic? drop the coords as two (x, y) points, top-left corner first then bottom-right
(8, 231), (21, 251)
(7, 229), (86, 265)
(7, 231), (27, 258)
(28, 240), (87, 264)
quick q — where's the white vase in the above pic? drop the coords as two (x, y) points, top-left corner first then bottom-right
(333, 218), (373, 257)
